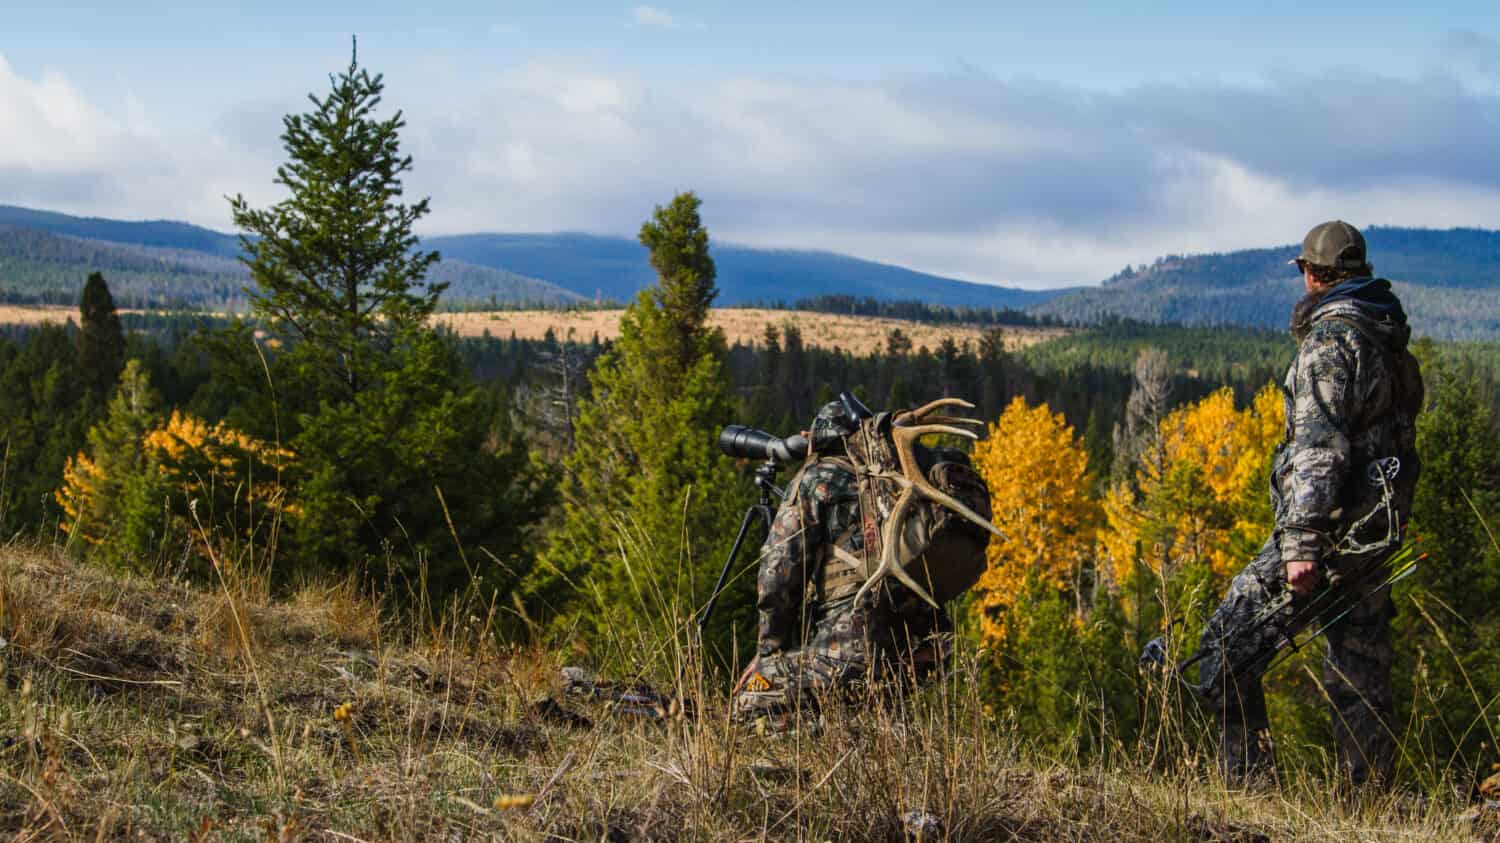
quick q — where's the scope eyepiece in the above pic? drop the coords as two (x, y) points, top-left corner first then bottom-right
(719, 425), (808, 465)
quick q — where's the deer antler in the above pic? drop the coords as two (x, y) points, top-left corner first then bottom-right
(851, 421), (1003, 609)
(859, 484), (937, 607)
(918, 416), (986, 428)
(892, 425), (1002, 538)
(895, 398), (976, 426)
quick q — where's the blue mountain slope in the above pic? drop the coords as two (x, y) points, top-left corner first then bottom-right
(1036, 226), (1500, 340)
(0, 205), (242, 258)
(0, 225), (580, 308)
(0, 206), (1051, 310)
(6, 204), (1494, 338)
(425, 232), (1062, 310)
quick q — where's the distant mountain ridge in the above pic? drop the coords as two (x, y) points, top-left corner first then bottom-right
(1035, 226), (1500, 340)
(0, 205), (1496, 339)
(426, 232), (1061, 310)
(0, 205), (242, 258)
(0, 204), (1062, 312)
(0, 208), (582, 308)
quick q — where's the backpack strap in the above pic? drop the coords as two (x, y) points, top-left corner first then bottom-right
(816, 524), (872, 604)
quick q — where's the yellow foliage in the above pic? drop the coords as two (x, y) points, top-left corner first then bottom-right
(145, 410), (299, 520)
(57, 409), (297, 551)
(57, 453), (105, 544)
(1102, 384), (1284, 582)
(970, 396), (1100, 645)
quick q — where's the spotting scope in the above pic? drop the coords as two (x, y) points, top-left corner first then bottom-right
(718, 426), (809, 465)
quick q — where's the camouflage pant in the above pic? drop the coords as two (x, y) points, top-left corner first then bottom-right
(733, 604), (948, 720)
(1196, 537), (1395, 785)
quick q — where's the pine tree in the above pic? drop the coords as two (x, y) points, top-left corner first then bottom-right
(540, 192), (749, 655)
(228, 39), (443, 399)
(77, 271), (125, 397)
(0, 324), (94, 532)
(639, 194), (718, 368)
(290, 330), (554, 597)
(1393, 351), (1500, 773)
(219, 46), (548, 597)
(57, 360), (161, 556)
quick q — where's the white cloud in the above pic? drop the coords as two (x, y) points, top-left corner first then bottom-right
(630, 6), (702, 29)
(0, 55), (120, 172)
(0, 53), (282, 227)
(6, 54), (1500, 288)
(632, 5), (677, 27)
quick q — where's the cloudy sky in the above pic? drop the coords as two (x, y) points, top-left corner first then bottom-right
(3, 2), (1500, 287)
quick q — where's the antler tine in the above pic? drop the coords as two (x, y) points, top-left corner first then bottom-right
(896, 397), (976, 425)
(924, 416), (987, 428)
(892, 426), (1003, 537)
(852, 487), (940, 609)
(896, 423), (980, 442)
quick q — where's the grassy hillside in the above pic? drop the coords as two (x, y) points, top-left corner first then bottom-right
(0, 545), (1490, 839)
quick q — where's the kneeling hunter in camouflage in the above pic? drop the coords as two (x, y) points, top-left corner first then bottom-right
(716, 393), (1001, 724)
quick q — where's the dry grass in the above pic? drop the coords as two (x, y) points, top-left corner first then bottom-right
(0, 305), (168, 328)
(0, 305), (85, 326)
(435, 309), (1066, 354)
(0, 545), (1489, 840)
(0, 305), (1064, 355)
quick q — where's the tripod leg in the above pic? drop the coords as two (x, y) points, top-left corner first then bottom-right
(698, 504), (770, 631)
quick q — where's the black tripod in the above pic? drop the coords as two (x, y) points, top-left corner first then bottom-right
(698, 460), (786, 631)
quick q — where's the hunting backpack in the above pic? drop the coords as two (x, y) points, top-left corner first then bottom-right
(814, 399), (999, 608)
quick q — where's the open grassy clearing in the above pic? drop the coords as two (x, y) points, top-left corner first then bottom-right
(434, 308), (1065, 354)
(0, 305), (1063, 355)
(0, 545), (1492, 840)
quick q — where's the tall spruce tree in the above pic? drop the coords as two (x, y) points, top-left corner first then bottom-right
(229, 39), (442, 399)
(222, 45), (550, 597)
(78, 271), (125, 397)
(541, 193), (751, 657)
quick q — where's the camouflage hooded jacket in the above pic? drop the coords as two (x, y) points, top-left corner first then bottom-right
(1272, 277), (1424, 564)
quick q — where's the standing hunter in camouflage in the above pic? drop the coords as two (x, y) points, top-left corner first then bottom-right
(1198, 220), (1423, 786)
(733, 402), (950, 720)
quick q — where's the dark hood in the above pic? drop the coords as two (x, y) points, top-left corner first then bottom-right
(1316, 277), (1407, 325)
(1291, 276), (1412, 350)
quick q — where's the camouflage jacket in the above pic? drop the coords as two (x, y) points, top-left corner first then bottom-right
(1272, 279), (1423, 564)
(755, 457), (942, 657)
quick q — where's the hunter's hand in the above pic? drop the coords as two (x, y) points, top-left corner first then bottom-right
(1286, 560), (1321, 596)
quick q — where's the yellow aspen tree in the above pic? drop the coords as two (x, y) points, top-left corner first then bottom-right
(970, 396), (1101, 645)
(1102, 384), (1284, 583)
(60, 402), (296, 564)
(145, 410), (299, 538)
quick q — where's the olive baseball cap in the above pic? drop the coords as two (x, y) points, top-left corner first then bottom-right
(1290, 220), (1367, 270)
